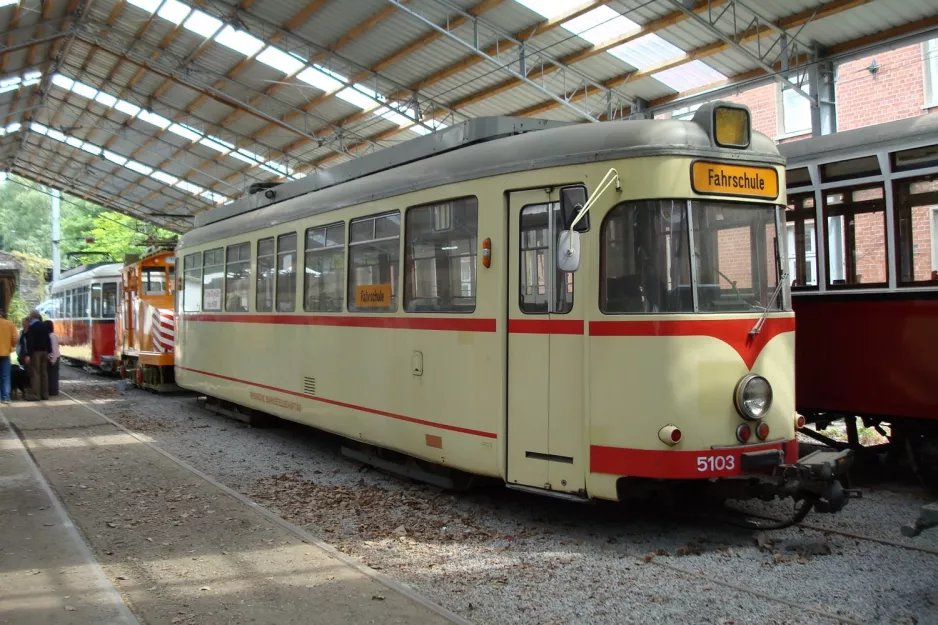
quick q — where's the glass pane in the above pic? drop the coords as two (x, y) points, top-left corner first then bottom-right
(91, 284), (102, 318)
(143, 267), (167, 295)
(602, 201), (692, 313)
(404, 198), (478, 313)
(225, 242), (251, 312)
(202, 247), (224, 311)
(895, 175), (938, 285)
(691, 201), (783, 311)
(304, 223), (345, 312)
(519, 202), (573, 314)
(102, 283), (118, 319)
(785, 193), (818, 288)
(256, 238), (274, 312)
(348, 213), (400, 312)
(276, 233), (297, 312)
(824, 185), (887, 286)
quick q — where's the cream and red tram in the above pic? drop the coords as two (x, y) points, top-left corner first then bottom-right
(49, 263), (122, 369)
(175, 104), (852, 516)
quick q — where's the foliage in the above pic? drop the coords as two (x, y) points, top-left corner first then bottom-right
(0, 174), (177, 268)
(6, 290), (29, 328)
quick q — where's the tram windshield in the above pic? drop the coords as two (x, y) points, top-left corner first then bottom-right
(601, 200), (787, 314)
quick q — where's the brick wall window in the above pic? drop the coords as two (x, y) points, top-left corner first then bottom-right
(780, 80), (812, 136)
(924, 39), (938, 107)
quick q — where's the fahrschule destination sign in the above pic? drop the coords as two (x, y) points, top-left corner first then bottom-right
(691, 161), (779, 200)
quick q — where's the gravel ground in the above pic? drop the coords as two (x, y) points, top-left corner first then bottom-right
(58, 367), (938, 625)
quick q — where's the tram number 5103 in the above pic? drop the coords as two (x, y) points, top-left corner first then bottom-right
(697, 455), (736, 472)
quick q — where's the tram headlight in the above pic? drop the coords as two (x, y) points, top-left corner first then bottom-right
(734, 374), (773, 421)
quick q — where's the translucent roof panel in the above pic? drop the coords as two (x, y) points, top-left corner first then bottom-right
(652, 60), (728, 92)
(610, 33), (726, 92)
(563, 6), (640, 45)
(214, 26), (264, 57)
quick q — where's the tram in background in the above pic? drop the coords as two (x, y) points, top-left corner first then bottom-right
(48, 263), (122, 369)
(779, 114), (938, 478)
(116, 243), (179, 392)
(172, 104), (854, 519)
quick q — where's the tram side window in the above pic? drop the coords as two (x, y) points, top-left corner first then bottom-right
(77, 286), (89, 318)
(520, 203), (573, 314)
(65, 290), (71, 318)
(348, 212), (400, 313)
(404, 197), (478, 313)
(256, 238), (275, 313)
(102, 283), (118, 319)
(895, 175), (938, 285)
(225, 242), (251, 312)
(785, 194), (818, 288)
(824, 185), (887, 287)
(91, 283), (102, 318)
(276, 233), (297, 312)
(601, 201), (692, 314)
(183, 252), (202, 313)
(202, 248), (224, 312)
(304, 223), (345, 312)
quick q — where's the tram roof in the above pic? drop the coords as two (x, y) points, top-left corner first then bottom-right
(52, 262), (123, 290)
(179, 109), (783, 249)
(779, 114), (938, 167)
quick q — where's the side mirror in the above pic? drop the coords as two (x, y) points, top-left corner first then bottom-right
(557, 230), (581, 273)
(560, 186), (589, 232)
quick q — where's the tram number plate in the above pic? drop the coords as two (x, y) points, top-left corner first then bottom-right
(697, 454), (736, 473)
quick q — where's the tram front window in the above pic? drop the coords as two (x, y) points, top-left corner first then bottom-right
(691, 201), (783, 312)
(601, 200), (786, 314)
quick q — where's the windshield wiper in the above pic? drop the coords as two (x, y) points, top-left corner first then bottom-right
(749, 271), (788, 336)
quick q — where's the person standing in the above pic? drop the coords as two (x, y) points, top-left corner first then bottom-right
(45, 320), (60, 397)
(23, 310), (51, 401)
(15, 318), (27, 365)
(0, 311), (17, 405)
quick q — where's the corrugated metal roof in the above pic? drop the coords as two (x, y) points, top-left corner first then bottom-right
(0, 0), (933, 231)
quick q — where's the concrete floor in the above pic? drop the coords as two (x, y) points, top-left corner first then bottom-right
(0, 397), (460, 625)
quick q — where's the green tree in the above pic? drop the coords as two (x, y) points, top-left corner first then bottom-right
(0, 175), (177, 268)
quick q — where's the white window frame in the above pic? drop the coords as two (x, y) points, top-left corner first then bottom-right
(924, 39), (938, 108)
(931, 207), (938, 274)
(786, 222), (818, 286)
(778, 79), (812, 137)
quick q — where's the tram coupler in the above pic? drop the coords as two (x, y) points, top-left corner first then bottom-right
(776, 449), (860, 514)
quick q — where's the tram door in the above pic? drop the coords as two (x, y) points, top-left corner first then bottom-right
(507, 189), (586, 495)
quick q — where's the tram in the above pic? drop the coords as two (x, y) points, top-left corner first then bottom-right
(116, 244), (179, 392)
(779, 114), (938, 475)
(174, 104), (853, 516)
(49, 262), (122, 369)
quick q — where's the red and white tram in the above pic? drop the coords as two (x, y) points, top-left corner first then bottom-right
(779, 114), (938, 472)
(175, 106), (854, 518)
(49, 263), (121, 370)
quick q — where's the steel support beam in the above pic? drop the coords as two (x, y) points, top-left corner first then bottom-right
(665, 0), (816, 103)
(385, 0), (631, 121)
(809, 49), (836, 137)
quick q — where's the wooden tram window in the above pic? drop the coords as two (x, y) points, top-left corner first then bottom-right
(65, 289), (72, 318)
(785, 194), (818, 288)
(142, 267), (167, 295)
(182, 252), (202, 313)
(348, 212), (400, 313)
(894, 174), (938, 285)
(823, 184), (888, 287)
(519, 203), (573, 314)
(225, 242), (251, 312)
(255, 238), (275, 313)
(201, 248), (224, 312)
(91, 284), (102, 318)
(404, 197), (478, 313)
(276, 233), (298, 313)
(304, 223), (345, 312)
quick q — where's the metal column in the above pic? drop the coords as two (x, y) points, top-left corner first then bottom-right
(809, 51), (836, 137)
(51, 188), (61, 283)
